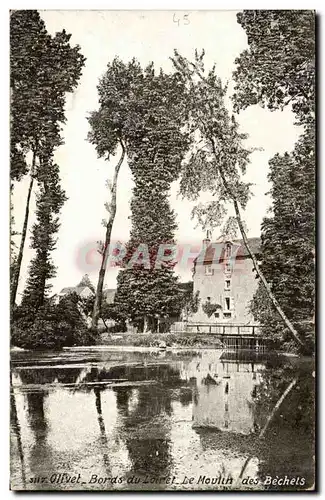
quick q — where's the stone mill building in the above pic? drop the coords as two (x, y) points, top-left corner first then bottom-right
(188, 233), (261, 328)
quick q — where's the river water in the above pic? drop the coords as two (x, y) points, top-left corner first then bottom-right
(10, 348), (315, 491)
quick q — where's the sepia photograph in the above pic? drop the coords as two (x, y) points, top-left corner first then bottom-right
(10, 9), (315, 491)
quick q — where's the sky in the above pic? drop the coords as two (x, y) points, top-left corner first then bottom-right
(12, 10), (301, 299)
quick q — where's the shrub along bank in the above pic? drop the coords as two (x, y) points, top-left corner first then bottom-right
(97, 332), (224, 349)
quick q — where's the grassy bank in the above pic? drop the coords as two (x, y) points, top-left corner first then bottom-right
(97, 331), (224, 349)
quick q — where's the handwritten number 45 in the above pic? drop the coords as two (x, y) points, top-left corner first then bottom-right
(173, 13), (190, 26)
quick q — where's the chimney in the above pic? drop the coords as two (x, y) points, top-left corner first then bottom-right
(202, 230), (212, 249)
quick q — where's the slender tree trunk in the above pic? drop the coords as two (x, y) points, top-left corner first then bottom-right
(238, 456), (252, 480)
(38, 181), (51, 309)
(259, 378), (297, 438)
(10, 151), (36, 310)
(94, 388), (110, 471)
(92, 141), (126, 330)
(10, 375), (26, 488)
(210, 138), (309, 353)
(143, 316), (149, 334)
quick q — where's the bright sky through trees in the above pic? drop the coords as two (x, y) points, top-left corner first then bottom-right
(12, 10), (300, 297)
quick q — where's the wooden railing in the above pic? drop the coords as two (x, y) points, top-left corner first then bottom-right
(171, 322), (264, 336)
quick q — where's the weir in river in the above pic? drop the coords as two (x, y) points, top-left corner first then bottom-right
(171, 323), (268, 351)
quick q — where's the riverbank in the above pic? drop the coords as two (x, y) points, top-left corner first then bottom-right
(10, 331), (303, 355)
(96, 331), (224, 349)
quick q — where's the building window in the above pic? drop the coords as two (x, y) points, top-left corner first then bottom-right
(225, 279), (231, 290)
(225, 262), (231, 273)
(214, 312), (220, 318)
(225, 243), (231, 258)
(223, 312), (232, 319)
(225, 297), (230, 310)
(205, 264), (213, 276)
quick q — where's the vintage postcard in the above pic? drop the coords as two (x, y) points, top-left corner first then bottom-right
(10, 10), (315, 491)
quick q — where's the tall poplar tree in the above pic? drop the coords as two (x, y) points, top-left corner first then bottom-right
(88, 58), (188, 331)
(20, 151), (66, 321)
(87, 58), (142, 330)
(114, 67), (188, 333)
(10, 10), (85, 308)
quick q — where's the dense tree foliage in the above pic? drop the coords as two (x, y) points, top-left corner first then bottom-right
(233, 10), (315, 353)
(251, 129), (315, 351)
(87, 58), (141, 329)
(113, 66), (188, 333)
(178, 282), (200, 322)
(89, 58), (188, 332)
(171, 50), (255, 231)
(20, 153), (67, 320)
(12, 293), (92, 350)
(10, 11), (86, 350)
(10, 10), (85, 163)
(80, 294), (127, 332)
(10, 10), (85, 307)
(232, 10), (315, 126)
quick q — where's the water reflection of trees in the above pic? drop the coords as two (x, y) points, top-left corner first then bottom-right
(254, 361), (314, 433)
(10, 383), (26, 488)
(77, 362), (186, 489)
(253, 361), (314, 490)
(11, 367), (82, 490)
(94, 387), (111, 474)
(19, 367), (82, 386)
(193, 357), (314, 491)
(189, 354), (314, 491)
(80, 362), (184, 387)
(112, 363), (188, 487)
(113, 385), (173, 489)
(11, 353), (315, 491)
(20, 372), (51, 487)
(18, 367), (82, 441)
(18, 370), (54, 442)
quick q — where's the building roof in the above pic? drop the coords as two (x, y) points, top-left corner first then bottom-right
(58, 284), (116, 304)
(194, 237), (261, 265)
(59, 287), (75, 295)
(59, 285), (93, 296)
(231, 238), (261, 257)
